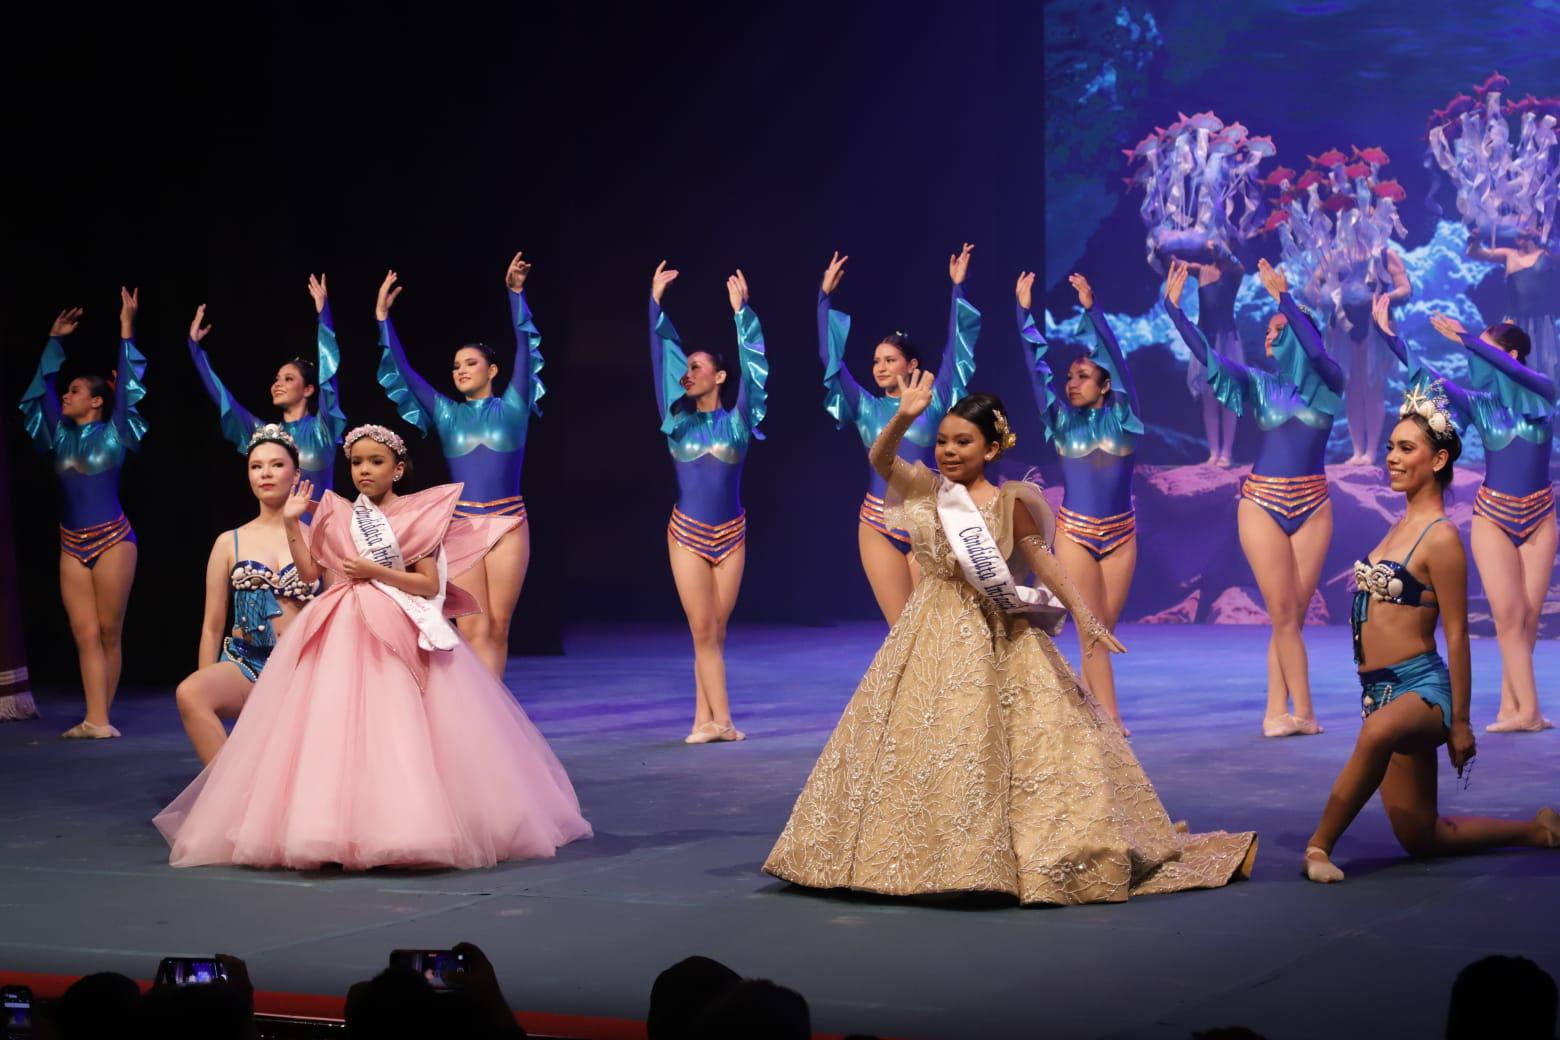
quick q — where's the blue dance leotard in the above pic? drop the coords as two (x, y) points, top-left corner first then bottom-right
(1168, 292), (1344, 533)
(188, 303), (348, 496)
(652, 298), (768, 564)
(1382, 327), (1557, 545)
(1020, 303), (1143, 558)
(378, 288), (545, 522)
(819, 285), (979, 548)
(19, 336), (148, 567)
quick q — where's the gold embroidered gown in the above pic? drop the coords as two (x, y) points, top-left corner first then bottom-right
(764, 461), (1257, 905)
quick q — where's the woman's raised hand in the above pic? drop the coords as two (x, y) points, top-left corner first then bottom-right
(119, 287), (139, 337)
(1256, 257), (1289, 300)
(895, 369), (936, 418)
(1430, 313), (1467, 343)
(50, 307), (84, 338)
(949, 242), (975, 285)
(375, 270), (403, 321)
(726, 269), (750, 314)
(282, 479), (315, 521)
(1371, 293), (1395, 336)
(504, 251), (531, 293)
(651, 260), (678, 304)
(1164, 259), (1189, 307)
(1015, 272), (1035, 311)
(1068, 272), (1094, 310)
(821, 250), (848, 295)
(190, 304), (213, 344)
(307, 273), (329, 314)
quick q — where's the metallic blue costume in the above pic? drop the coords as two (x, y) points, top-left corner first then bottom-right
(220, 529), (318, 681)
(1168, 292), (1344, 533)
(819, 286), (978, 549)
(19, 336), (148, 566)
(1020, 302), (1143, 558)
(378, 288), (545, 522)
(1382, 326), (1557, 545)
(188, 303), (347, 495)
(652, 299), (768, 564)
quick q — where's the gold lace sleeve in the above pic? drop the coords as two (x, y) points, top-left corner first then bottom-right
(882, 459), (937, 533)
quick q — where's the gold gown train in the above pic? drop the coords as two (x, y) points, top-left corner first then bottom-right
(764, 462), (1257, 905)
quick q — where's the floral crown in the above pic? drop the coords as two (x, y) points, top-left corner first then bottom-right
(342, 424), (408, 458)
(1400, 381), (1458, 441)
(991, 409), (1018, 455)
(246, 423), (298, 453)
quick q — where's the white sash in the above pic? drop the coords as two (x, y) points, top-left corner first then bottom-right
(349, 495), (458, 652)
(936, 479), (1067, 635)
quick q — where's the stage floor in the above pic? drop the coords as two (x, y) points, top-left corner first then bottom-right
(3, 623), (1559, 1040)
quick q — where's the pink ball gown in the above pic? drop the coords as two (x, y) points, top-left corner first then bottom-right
(155, 484), (592, 870)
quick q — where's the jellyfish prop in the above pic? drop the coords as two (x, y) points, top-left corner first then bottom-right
(1428, 73), (1560, 248)
(1267, 146), (1410, 462)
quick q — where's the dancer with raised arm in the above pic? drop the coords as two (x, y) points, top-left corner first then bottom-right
(1165, 258), (1341, 737)
(173, 426), (319, 765)
(1374, 296), (1557, 731)
(816, 245), (979, 624)
(765, 372), (1256, 904)
(1302, 392), (1559, 883)
(375, 254), (544, 677)
(1016, 271), (1141, 732)
(154, 424), (591, 869)
(186, 274), (347, 495)
(18, 290), (147, 739)
(651, 263), (768, 743)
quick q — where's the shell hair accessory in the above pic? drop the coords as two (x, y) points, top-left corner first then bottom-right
(247, 423), (299, 453)
(1400, 381), (1458, 441)
(343, 424), (408, 458)
(991, 409), (1018, 454)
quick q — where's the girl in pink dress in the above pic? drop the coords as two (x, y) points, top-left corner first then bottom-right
(155, 424), (591, 870)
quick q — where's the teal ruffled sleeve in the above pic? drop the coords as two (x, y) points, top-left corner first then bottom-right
(113, 337), (149, 450)
(188, 337), (259, 452)
(1466, 349), (1556, 423)
(376, 315), (441, 435)
(19, 338), (66, 452)
(933, 286), (979, 413)
(1019, 306), (1061, 438)
(1202, 347), (1252, 418)
(651, 302), (688, 434)
(1269, 323), (1343, 417)
(503, 289), (546, 418)
(315, 303), (348, 444)
(732, 304), (769, 441)
(819, 291), (861, 429)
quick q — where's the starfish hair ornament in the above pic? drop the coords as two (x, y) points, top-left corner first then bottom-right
(991, 410), (1018, 454)
(246, 423), (299, 453)
(1400, 381), (1458, 441)
(342, 424), (408, 458)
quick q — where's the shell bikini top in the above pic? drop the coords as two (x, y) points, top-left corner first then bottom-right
(1353, 517), (1448, 608)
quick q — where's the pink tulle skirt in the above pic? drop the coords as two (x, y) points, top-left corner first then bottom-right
(155, 589), (592, 870)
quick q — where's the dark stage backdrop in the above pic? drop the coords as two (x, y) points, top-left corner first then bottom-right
(7, 2), (1560, 687)
(2, 2), (1043, 684)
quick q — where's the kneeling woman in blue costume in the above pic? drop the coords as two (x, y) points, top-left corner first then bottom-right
(1302, 393), (1560, 882)
(1374, 298), (1557, 733)
(1166, 258), (1340, 738)
(815, 245), (979, 624)
(650, 262), (768, 744)
(174, 426), (318, 765)
(1016, 271), (1141, 732)
(186, 273), (347, 496)
(18, 290), (147, 739)
(374, 253), (545, 678)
